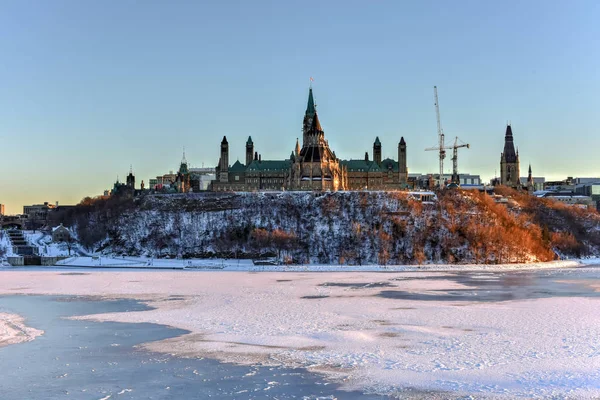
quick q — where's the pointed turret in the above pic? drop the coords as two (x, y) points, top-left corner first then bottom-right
(126, 167), (135, 189)
(373, 136), (382, 165)
(527, 163), (534, 192)
(219, 136), (229, 182)
(398, 136), (407, 183)
(295, 138), (301, 156)
(246, 136), (254, 166)
(179, 148), (189, 174)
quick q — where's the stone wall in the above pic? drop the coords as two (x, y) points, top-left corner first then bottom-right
(41, 256), (69, 266)
(7, 256), (24, 266)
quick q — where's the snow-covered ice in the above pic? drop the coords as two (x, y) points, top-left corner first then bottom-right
(0, 312), (44, 348)
(0, 269), (599, 398)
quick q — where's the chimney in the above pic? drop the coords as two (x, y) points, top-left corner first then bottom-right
(259, 154), (262, 163)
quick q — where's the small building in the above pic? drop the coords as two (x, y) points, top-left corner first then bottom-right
(520, 176), (545, 192)
(52, 223), (71, 242)
(536, 192), (594, 208)
(23, 202), (57, 229)
(575, 182), (600, 211)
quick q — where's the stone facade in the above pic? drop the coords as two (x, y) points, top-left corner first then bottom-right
(210, 88), (409, 192)
(52, 223), (71, 242)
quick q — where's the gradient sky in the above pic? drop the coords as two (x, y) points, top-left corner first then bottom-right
(1, 0), (599, 214)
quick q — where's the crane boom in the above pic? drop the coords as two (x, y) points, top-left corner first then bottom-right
(426, 87), (470, 187)
(433, 86), (445, 187)
(450, 137), (470, 185)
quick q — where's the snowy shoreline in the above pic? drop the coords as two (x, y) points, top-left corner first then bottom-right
(34, 255), (600, 272)
(1, 269), (599, 397)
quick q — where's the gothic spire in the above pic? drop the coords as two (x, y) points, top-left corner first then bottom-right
(527, 164), (534, 185)
(247, 136), (253, 145)
(306, 87), (316, 117)
(505, 124), (513, 139)
(502, 124), (518, 163)
(295, 138), (301, 155)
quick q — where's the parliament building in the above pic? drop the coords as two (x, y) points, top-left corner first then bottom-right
(210, 87), (410, 192)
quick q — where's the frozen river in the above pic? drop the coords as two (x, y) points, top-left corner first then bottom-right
(0, 295), (388, 399)
(0, 265), (599, 398)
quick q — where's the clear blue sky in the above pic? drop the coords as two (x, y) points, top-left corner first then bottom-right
(1, 0), (599, 214)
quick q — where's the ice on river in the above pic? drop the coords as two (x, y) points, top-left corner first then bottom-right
(1, 269), (599, 398)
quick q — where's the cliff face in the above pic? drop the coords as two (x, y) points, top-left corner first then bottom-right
(66, 189), (600, 265)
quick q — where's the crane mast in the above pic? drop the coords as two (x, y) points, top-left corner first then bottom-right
(434, 86), (445, 187)
(451, 137), (470, 184)
(426, 87), (470, 187)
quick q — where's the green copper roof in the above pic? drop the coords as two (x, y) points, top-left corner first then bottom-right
(341, 159), (382, 172)
(306, 88), (315, 117)
(247, 136), (253, 145)
(374, 136), (381, 146)
(246, 160), (291, 171)
(229, 160), (246, 173)
(381, 158), (399, 172)
(179, 161), (188, 175)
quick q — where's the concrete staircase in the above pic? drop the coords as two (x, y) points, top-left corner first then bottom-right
(7, 230), (40, 265)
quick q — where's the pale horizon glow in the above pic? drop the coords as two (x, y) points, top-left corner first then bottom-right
(1, 1), (599, 214)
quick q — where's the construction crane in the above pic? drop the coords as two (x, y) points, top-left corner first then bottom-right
(426, 136), (470, 186)
(425, 87), (470, 187)
(450, 136), (470, 185)
(425, 86), (446, 188)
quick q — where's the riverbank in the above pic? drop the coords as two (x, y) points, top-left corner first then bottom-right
(0, 268), (599, 397)
(44, 255), (600, 272)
